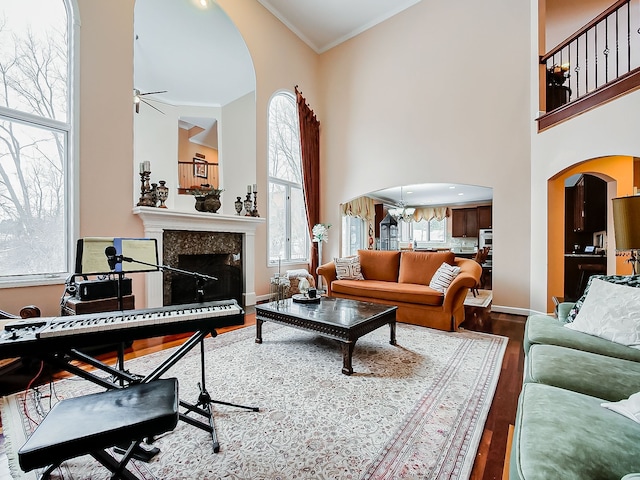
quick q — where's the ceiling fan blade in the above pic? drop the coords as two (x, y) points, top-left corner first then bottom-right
(139, 90), (168, 96)
(141, 98), (165, 115)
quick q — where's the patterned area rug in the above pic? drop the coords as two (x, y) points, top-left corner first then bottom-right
(1, 323), (506, 480)
(464, 289), (492, 308)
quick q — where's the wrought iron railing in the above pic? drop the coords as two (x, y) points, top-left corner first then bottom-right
(539, 0), (640, 129)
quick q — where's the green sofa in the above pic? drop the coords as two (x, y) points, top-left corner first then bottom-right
(510, 305), (640, 480)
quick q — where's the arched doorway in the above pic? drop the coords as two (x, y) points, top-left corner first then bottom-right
(547, 155), (636, 311)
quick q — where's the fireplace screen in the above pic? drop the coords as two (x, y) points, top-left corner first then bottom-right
(170, 254), (242, 305)
(162, 230), (243, 306)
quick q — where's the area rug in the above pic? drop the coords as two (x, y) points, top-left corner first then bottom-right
(1, 323), (507, 480)
(464, 289), (492, 309)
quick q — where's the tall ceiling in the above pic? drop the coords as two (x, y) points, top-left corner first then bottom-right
(256, 0), (422, 53)
(133, 0), (491, 206)
(134, 0), (255, 107)
(133, 0), (423, 107)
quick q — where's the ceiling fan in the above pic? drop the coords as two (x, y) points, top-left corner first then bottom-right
(133, 88), (167, 114)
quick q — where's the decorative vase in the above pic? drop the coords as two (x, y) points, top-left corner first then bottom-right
(156, 180), (169, 208)
(194, 196), (206, 212)
(204, 193), (221, 213)
(317, 241), (323, 293)
(235, 196), (243, 215)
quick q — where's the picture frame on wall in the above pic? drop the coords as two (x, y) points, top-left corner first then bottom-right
(194, 158), (208, 178)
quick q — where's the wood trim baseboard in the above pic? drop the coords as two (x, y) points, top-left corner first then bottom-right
(503, 424), (515, 480)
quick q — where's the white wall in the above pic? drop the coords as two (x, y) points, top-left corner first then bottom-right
(530, 89), (640, 313)
(317, 0), (533, 313)
(216, 0), (320, 298)
(219, 91), (257, 215)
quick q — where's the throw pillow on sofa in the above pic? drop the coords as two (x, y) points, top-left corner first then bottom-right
(398, 251), (455, 286)
(601, 390), (640, 424)
(429, 262), (461, 293)
(567, 274), (640, 322)
(565, 278), (640, 349)
(334, 256), (364, 280)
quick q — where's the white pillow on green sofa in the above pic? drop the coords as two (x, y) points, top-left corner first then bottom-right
(601, 391), (640, 425)
(565, 278), (640, 349)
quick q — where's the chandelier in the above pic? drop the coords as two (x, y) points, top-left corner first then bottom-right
(389, 186), (415, 223)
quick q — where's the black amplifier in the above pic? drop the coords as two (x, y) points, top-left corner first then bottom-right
(77, 278), (132, 301)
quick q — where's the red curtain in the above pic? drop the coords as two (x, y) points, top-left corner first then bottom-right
(295, 86), (321, 282)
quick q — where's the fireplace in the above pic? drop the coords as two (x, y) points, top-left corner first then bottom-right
(133, 206), (264, 308)
(163, 230), (243, 306)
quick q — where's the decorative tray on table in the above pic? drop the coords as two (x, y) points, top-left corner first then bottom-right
(292, 294), (321, 304)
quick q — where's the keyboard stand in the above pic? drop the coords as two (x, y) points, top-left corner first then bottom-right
(144, 329), (260, 453)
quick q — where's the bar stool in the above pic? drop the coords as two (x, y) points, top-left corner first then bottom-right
(576, 263), (606, 299)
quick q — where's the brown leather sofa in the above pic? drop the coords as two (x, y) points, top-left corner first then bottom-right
(317, 250), (481, 331)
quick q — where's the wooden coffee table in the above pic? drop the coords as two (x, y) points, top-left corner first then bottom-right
(255, 297), (397, 375)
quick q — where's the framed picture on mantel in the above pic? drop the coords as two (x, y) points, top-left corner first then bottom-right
(194, 158), (208, 178)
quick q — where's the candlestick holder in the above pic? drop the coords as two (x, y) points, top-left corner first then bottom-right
(251, 191), (260, 217)
(136, 171), (156, 207)
(244, 193), (253, 216)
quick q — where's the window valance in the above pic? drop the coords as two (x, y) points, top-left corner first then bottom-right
(341, 196), (376, 223)
(414, 206), (449, 222)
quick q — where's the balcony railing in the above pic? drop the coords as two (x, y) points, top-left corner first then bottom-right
(538, 0), (640, 130)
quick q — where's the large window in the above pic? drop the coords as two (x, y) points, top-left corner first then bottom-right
(413, 218), (447, 243)
(0, 0), (73, 283)
(341, 215), (365, 256)
(267, 92), (308, 265)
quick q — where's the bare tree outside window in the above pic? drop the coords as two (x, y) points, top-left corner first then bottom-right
(267, 93), (308, 265)
(0, 0), (70, 279)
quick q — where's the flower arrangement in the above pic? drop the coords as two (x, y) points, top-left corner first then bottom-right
(547, 64), (570, 86)
(312, 223), (331, 243)
(189, 184), (224, 197)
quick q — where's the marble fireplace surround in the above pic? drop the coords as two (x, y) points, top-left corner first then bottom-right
(133, 206), (265, 308)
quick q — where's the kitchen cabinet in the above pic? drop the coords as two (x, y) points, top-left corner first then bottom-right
(452, 208), (478, 238)
(572, 174), (606, 233)
(477, 206), (492, 229)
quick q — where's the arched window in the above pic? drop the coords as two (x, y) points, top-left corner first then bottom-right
(0, 0), (74, 283)
(267, 92), (308, 265)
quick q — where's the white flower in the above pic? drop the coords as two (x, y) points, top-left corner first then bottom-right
(312, 223), (331, 243)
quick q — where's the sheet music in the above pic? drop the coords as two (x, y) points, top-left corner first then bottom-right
(120, 239), (158, 272)
(79, 237), (113, 275)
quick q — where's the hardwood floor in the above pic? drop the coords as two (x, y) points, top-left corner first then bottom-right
(0, 309), (526, 479)
(469, 312), (526, 480)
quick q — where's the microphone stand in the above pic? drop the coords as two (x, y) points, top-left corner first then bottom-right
(114, 255), (257, 454)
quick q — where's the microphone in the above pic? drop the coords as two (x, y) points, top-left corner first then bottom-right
(105, 246), (119, 271)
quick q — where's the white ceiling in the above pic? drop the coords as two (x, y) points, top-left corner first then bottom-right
(256, 0), (422, 53)
(368, 184), (493, 208)
(134, 0), (255, 107)
(133, 0), (422, 106)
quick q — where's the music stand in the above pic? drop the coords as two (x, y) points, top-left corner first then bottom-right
(106, 246), (259, 454)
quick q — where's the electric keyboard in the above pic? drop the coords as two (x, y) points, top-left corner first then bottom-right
(0, 300), (244, 359)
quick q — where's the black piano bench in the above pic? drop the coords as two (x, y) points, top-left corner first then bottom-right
(18, 378), (179, 480)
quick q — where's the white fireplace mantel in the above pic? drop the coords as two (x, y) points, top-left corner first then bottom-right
(133, 206), (265, 307)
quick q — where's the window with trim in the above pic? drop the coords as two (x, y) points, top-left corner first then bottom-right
(341, 215), (365, 256)
(267, 92), (308, 265)
(412, 218), (447, 243)
(0, 0), (73, 283)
